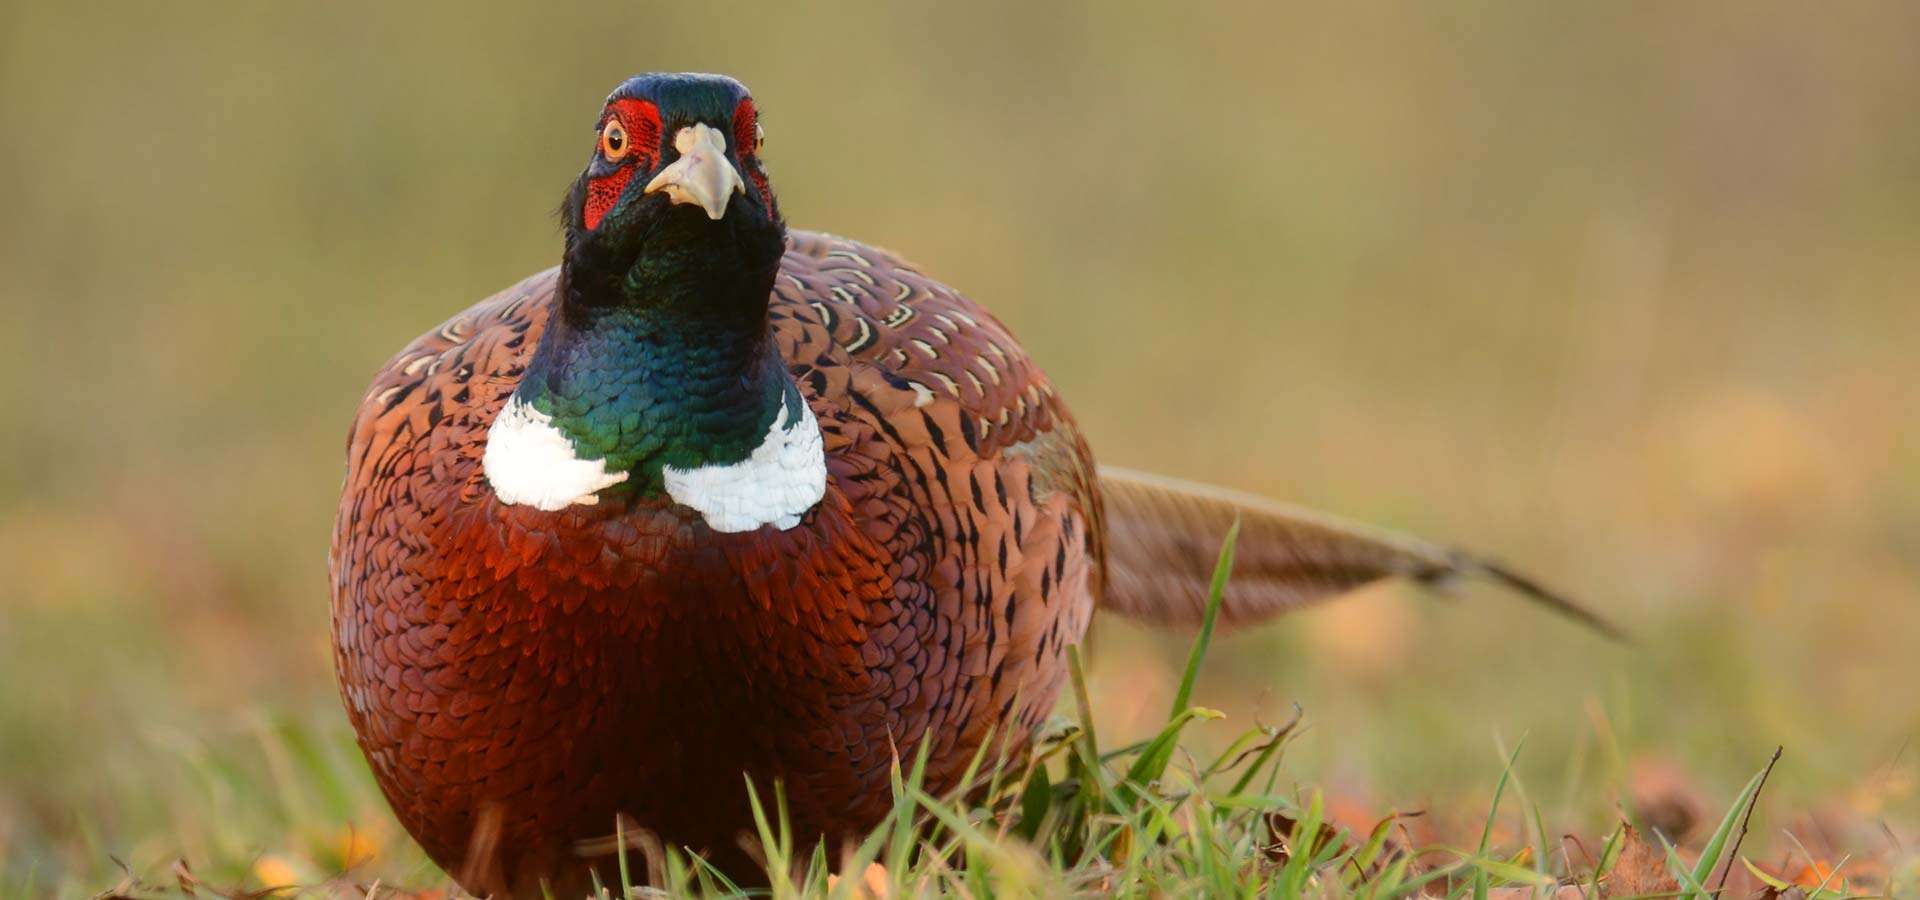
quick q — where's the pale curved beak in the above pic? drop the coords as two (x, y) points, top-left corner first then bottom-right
(643, 123), (746, 220)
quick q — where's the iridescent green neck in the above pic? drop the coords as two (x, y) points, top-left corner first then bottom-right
(513, 301), (792, 496)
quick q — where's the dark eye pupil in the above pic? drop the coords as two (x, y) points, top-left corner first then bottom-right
(608, 130), (624, 150)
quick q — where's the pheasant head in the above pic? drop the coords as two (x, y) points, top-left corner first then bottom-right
(482, 73), (824, 530)
(560, 72), (785, 308)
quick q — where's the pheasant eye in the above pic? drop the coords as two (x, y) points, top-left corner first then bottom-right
(600, 119), (630, 161)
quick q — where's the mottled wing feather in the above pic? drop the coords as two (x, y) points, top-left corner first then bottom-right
(774, 233), (1064, 457)
(768, 232), (1098, 783)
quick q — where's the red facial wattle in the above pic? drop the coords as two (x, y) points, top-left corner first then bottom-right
(583, 99), (662, 231)
(733, 98), (774, 211)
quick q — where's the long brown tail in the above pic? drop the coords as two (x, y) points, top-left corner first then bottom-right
(1096, 467), (1623, 639)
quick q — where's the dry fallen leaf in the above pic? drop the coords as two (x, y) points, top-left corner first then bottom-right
(1261, 809), (1350, 869)
(1603, 826), (1679, 899)
(171, 858), (201, 895)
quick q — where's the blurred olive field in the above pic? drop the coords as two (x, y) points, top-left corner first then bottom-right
(3, 0), (1919, 895)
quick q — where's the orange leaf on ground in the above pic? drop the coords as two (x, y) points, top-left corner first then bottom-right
(826, 861), (890, 899)
(1791, 860), (1840, 888)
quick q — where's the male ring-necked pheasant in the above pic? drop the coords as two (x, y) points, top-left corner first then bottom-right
(330, 72), (1611, 896)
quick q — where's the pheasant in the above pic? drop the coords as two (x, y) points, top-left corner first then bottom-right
(329, 72), (1611, 897)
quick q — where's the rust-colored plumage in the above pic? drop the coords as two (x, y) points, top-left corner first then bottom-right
(330, 73), (1607, 897)
(332, 237), (1100, 894)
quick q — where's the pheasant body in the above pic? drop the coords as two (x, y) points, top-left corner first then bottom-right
(331, 72), (1607, 897)
(332, 235), (1098, 894)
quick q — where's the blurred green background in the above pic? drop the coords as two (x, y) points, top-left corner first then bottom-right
(3, 0), (1917, 891)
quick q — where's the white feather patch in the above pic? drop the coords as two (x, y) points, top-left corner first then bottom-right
(482, 397), (630, 511)
(662, 399), (827, 533)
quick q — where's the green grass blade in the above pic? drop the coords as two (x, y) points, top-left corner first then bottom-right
(1067, 644), (1100, 763)
(1122, 706), (1224, 795)
(1659, 832), (1715, 899)
(1065, 643), (1110, 823)
(1688, 751), (1777, 897)
(1473, 735), (1528, 900)
(1015, 764), (1052, 842)
(1227, 716), (1300, 798)
(1459, 854), (1556, 888)
(1168, 519), (1240, 719)
(615, 817), (633, 899)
